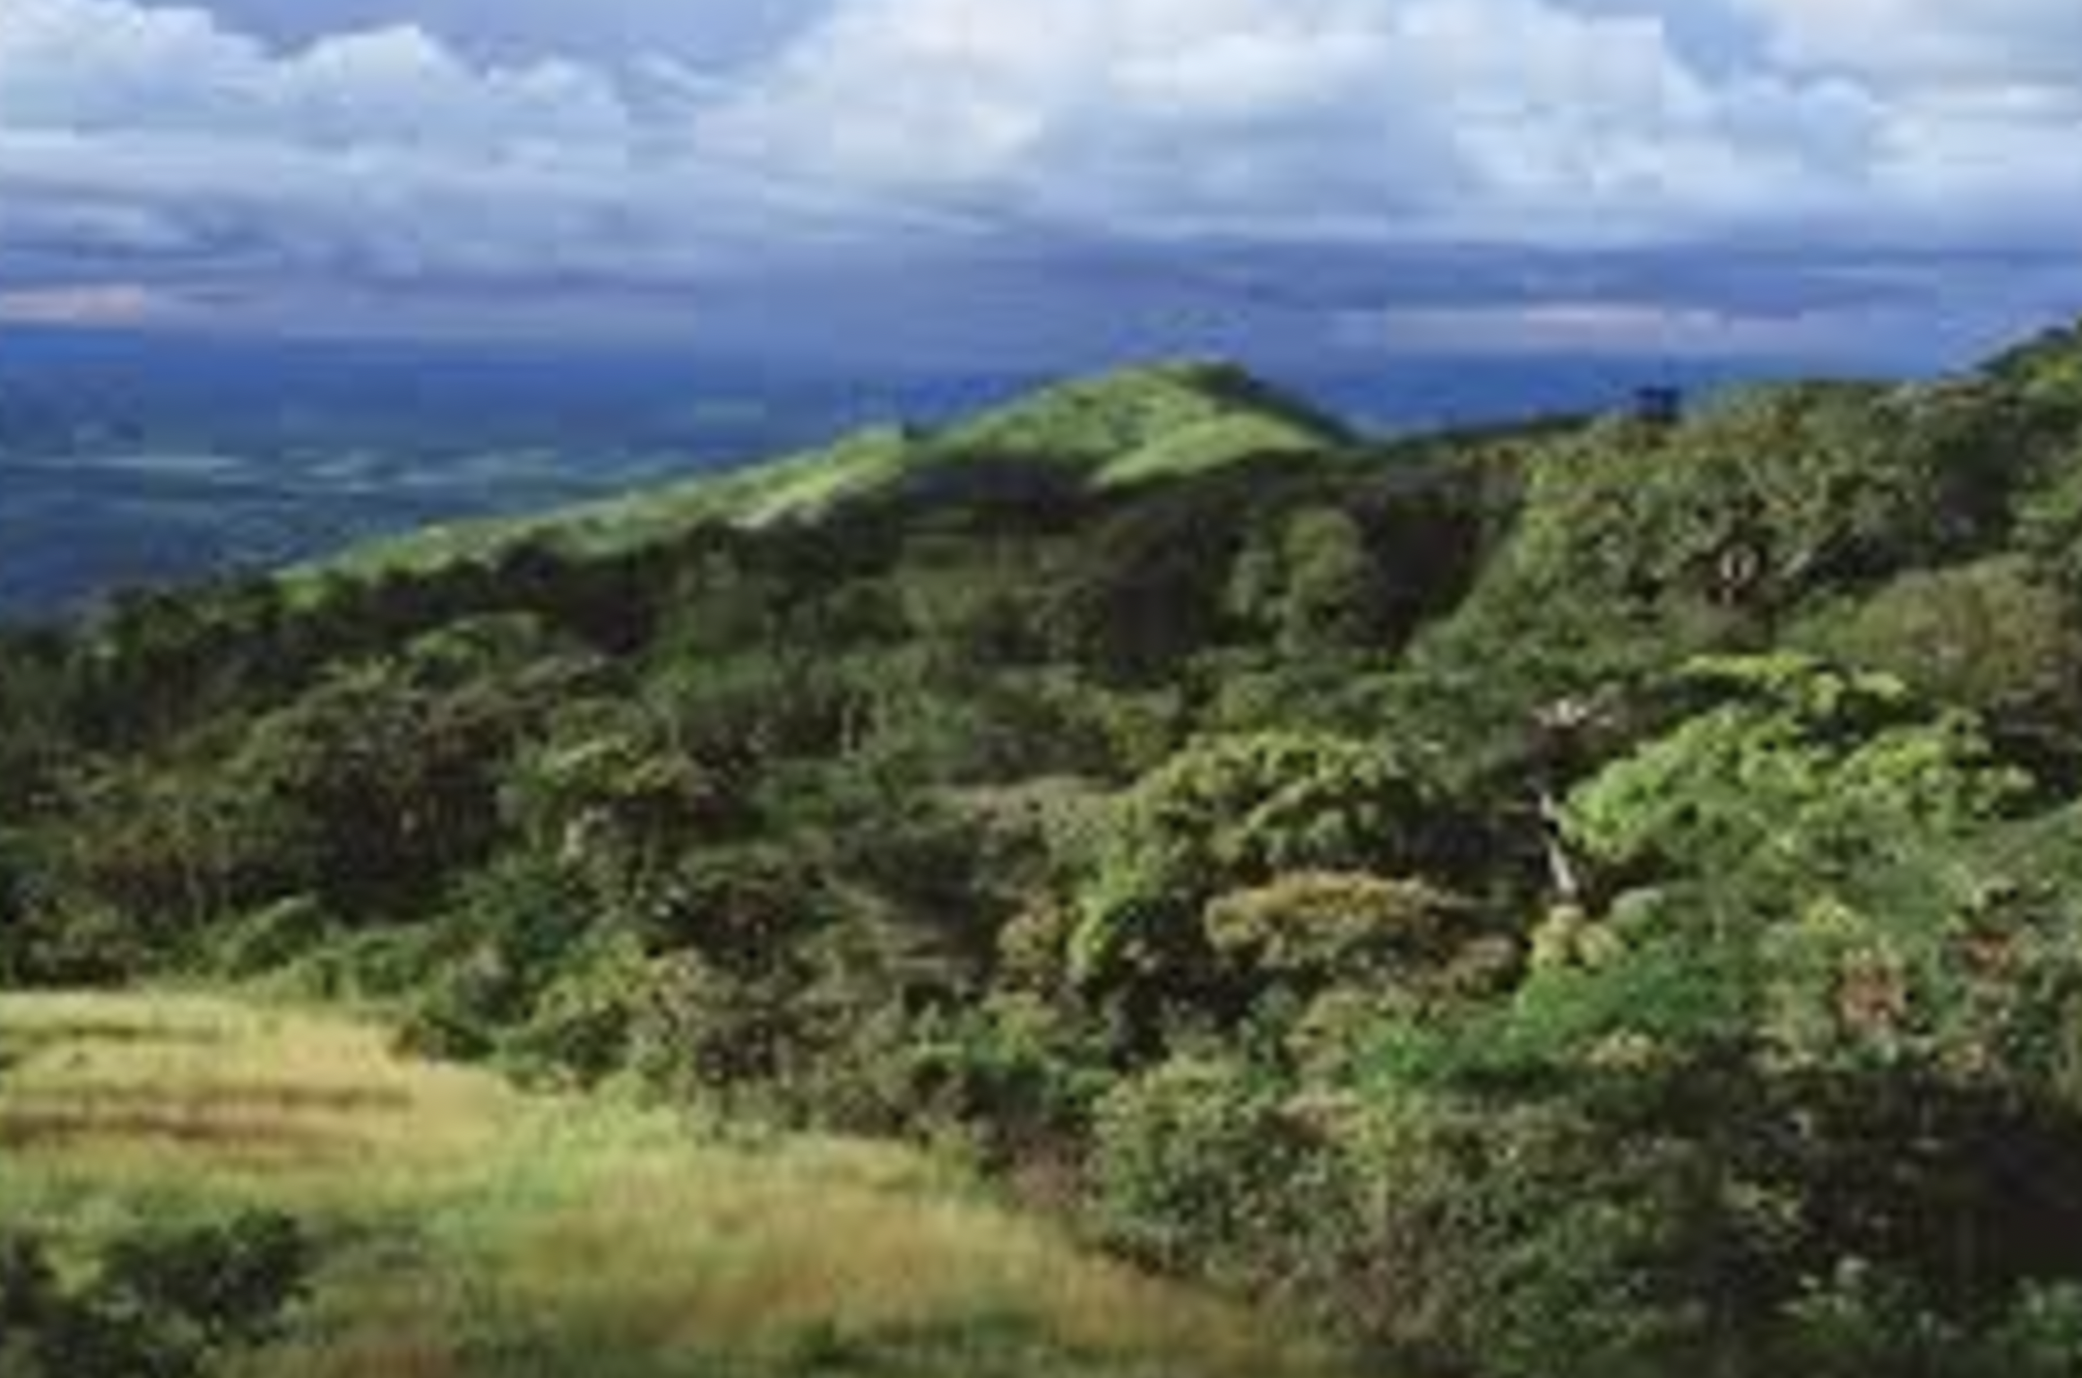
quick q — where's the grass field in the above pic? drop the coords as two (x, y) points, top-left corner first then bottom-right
(0, 992), (1369, 1378)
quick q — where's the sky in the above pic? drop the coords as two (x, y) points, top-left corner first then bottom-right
(0, 0), (2079, 371)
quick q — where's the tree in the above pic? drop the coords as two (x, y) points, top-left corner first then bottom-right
(1564, 655), (2032, 893)
(502, 700), (742, 902)
(1228, 505), (1382, 653)
(0, 630), (72, 824)
(230, 625), (580, 918)
(1794, 559), (2082, 747)
(1203, 871), (1479, 1000)
(1494, 384), (2008, 619)
(1069, 732), (1441, 1028)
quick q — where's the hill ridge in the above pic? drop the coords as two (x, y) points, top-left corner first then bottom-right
(302, 357), (1347, 591)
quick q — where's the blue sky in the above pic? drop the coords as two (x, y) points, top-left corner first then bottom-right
(1, 0), (2078, 370)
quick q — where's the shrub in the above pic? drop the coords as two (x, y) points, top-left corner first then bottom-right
(1989, 1283), (2082, 1377)
(198, 896), (331, 979)
(0, 1215), (315, 1378)
(1070, 733), (1440, 1010)
(1089, 1055), (1328, 1278)
(100, 1212), (316, 1350)
(1793, 559), (2082, 739)
(1203, 871), (1476, 994)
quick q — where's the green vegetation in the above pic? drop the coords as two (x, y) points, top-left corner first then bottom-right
(303, 360), (1345, 595)
(11, 332), (2082, 1376)
(0, 994), (1353, 1378)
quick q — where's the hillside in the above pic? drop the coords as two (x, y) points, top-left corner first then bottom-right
(0, 991), (1356, 1378)
(302, 360), (1347, 593)
(10, 324), (2082, 1378)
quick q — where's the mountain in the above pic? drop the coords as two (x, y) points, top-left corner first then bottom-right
(11, 323), (2082, 1378)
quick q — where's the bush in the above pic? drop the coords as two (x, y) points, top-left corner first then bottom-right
(1793, 559), (2082, 742)
(1070, 733), (1441, 1012)
(1203, 871), (1478, 995)
(387, 852), (649, 1071)
(1989, 1284), (2082, 1377)
(1089, 1055), (1330, 1278)
(0, 1215), (315, 1378)
(197, 896), (331, 979)
(0, 901), (159, 986)
(99, 1212), (316, 1350)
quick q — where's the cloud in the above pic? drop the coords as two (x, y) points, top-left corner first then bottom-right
(1734, 0), (2082, 90)
(0, 0), (2076, 358)
(0, 0), (962, 294)
(0, 281), (172, 325)
(706, 0), (1877, 245)
(713, 0), (2082, 259)
(150, 0), (826, 66)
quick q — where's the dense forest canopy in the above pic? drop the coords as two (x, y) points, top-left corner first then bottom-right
(12, 326), (2082, 1375)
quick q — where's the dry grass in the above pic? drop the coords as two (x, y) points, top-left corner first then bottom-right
(0, 991), (1375, 1378)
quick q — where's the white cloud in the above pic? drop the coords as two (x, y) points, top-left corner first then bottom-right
(0, 0), (958, 291)
(0, 0), (634, 143)
(1337, 299), (1854, 358)
(706, 0), (1877, 243)
(1734, 0), (2082, 90)
(0, 0), (2076, 345)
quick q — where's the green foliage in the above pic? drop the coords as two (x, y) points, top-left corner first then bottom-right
(1033, 479), (1258, 681)
(935, 359), (1346, 484)
(314, 359), (1341, 592)
(1069, 732), (1438, 1005)
(502, 699), (744, 898)
(0, 631), (72, 820)
(1090, 1055), (1329, 1277)
(1499, 383), (2008, 615)
(198, 895), (332, 978)
(394, 852), (634, 1071)
(1757, 808), (2082, 1089)
(1204, 872), (1483, 1006)
(0, 1215), (314, 1378)
(1988, 320), (2082, 418)
(1793, 558), (2082, 740)
(223, 632), (582, 919)
(2013, 441), (2082, 603)
(1989, 1285), (2082, 1377)
(1227, 505), (1383, 653)
(18, 338), (2082, 1378)
(1565, 655), (2033, 887)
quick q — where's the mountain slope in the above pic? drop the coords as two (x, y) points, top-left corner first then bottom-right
(300, 360), (1347, 593)
(20, 321), (2082, 1378)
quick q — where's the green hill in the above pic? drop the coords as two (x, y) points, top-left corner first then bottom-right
(304, 359), (1346, 595)
(930, 359), (1349, 482)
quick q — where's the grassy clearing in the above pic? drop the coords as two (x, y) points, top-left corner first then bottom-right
(0, 992), (1370, 1378)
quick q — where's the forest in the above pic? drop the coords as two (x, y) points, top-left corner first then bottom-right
(10, 325), (2082, 1376)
